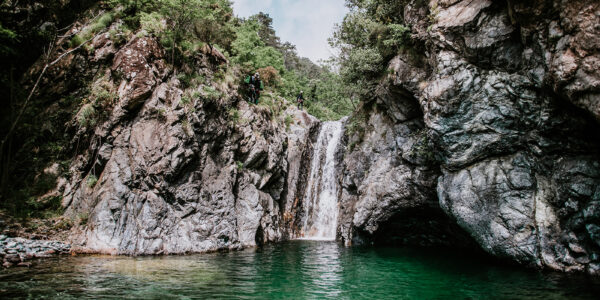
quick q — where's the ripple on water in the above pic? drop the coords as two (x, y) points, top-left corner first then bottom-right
(1, 241), (600, 299)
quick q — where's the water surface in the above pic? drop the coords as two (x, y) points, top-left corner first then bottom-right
(1, 241), (599, 299)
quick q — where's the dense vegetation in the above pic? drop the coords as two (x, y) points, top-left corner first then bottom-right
(0, 0), (98, 219)
(330, 0), (414, 98)
(0, 0), (359, 219)
(0, 0), (418, 220)
(231, 12), (356, 120)
(99, 0), (356, 120)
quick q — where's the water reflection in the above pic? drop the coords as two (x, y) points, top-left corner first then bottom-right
(100, 256), (220, 283)
(300, 241), (342, 298)
(1, 241), (599, 299)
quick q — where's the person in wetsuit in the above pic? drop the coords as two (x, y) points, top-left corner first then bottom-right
(249, 72), (262, 104)
(296, 91), (304, 110)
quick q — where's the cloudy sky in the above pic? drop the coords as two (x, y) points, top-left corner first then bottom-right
(231, 0), (348, 64)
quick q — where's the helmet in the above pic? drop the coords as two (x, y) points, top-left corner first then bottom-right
(300, 91), (303, 93)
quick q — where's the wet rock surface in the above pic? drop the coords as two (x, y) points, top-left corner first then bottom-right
(0, 235), (70, 268)
(339, 0), (600, 275)
(11, 0), (600, 276)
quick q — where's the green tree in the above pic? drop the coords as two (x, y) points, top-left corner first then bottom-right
(158, 0), (204, 64)
(193, 0), (235, 52)
(0, 24), (18, 56)
(231, 19), (284, 72)
(329, 0), (413, 99)
(155, 0), (234, 64)
(249, 12), (280, 49)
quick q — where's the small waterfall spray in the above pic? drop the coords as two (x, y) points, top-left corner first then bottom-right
(299, 120), (344, 240)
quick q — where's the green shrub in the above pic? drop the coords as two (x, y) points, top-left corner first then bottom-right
(140, 12), (166, 35)
(231, 19), (285, 73)
(77, 212), (89, 226)
(178, 72), (206, 89)
(202, 86), (222, 102)
(77, 104), (96, 128)
(340, 47), (383, 83)
(284, 114), (293, 131)
(95, 89), (117, 104)
(91, 12), (115, 33)
(408, 131), (437, 165)
(180, 95), (191, 106)
(157, 108), (167, 119)
(177, 72), (191, 87)
(92, 81), (117, 106)
(346, 110), (368, 143)
(54, 218), (73, 230)
(86, 174), (98, 188)
(0, 24), (17, 56)
(228, 108), (240, 123)
(305, 101), (339, 122)
(180, 39), (194, 52)
(108, 23), (131, 45)
(236, 161), (244, 171)
(69, 35), (84, 48)
(70, 11), (115, 48)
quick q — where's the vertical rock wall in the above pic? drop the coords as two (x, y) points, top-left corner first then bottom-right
(338, 0), (600, 274)
(20, 16), (322, 254)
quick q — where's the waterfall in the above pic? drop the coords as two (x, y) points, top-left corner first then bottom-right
(299, 120), (344, 240)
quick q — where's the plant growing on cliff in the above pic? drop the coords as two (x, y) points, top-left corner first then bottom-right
(407, 131), (437, 165)
(154, 107), (167, 120)
(284, 114), (293, 131)
(0, 24), (18, 56)
(70, 11), (115, 48)
(54, 217), (74, 230)
(157, 0), (234, 64)
(180, 95), (191, 106)
(181, 119), (193, 136)
(140, 12), (166, 36)
(91, 79), (118, 106)
(86, 174), (98, 188)
(77, 104), (96, 128)
(346, 110), (367, 140)
(228, 108), (240, 124)
(77, 212), (89, 226)
(329, 0), (414, 99)
(202, 85), (222, 102)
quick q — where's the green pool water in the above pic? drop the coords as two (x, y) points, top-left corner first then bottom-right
(1, 240), (599, 299)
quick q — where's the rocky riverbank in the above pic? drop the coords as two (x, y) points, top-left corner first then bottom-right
(0, 235), (70, 268)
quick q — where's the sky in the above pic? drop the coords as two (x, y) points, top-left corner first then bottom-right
(231, 0), (348, 64)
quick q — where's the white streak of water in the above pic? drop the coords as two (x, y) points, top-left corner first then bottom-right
(298, 121), (343, 241)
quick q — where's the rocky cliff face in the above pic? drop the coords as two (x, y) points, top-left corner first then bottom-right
(339, 0), (600, 274)
(19, 10), (320, 254)
(14, 0), (600, 276)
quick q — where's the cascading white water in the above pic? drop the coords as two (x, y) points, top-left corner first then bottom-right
(299, 120), (344, 240)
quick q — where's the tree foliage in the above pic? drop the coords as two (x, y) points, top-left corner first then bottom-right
(231, 19), (284, 72)
(231, 13), (356, 120)
(110, 0), (235, 64)
(157, 0), (234, 63)
(330, 0), (412, 97)
(0, 24), (18, 56)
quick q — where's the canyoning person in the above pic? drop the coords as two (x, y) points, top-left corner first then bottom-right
(246, 72), (263, 104)
(296, 91), (304, 110)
